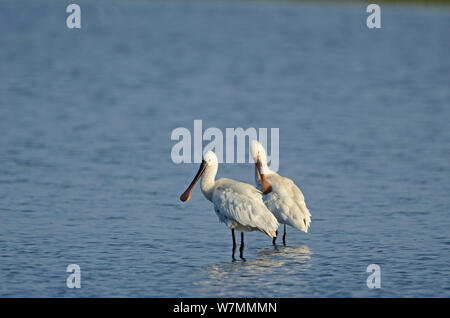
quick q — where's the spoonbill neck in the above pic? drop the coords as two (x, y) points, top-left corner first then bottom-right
(200, 163), (218, 202)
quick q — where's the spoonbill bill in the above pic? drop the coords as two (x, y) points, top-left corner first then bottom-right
(180, 151), (279, 260)
(250, 140), (311, 245)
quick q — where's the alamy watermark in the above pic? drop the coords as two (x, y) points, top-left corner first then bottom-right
(171, 120), (280, 172)
(66, 4), (81, 29)
(66, 264), (81, 288)
(366, 4), (381, 29)
(65, 4), (381, 30)
(366, 264), (381, 289)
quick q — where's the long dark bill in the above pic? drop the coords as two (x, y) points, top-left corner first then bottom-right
(180, 161), (207, 202)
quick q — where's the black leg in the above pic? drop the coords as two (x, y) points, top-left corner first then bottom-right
(272, 230), (278, 245)
(232, 229), (236, 261)
(282, 224), (287, 245)
(239, 232), (246, 261)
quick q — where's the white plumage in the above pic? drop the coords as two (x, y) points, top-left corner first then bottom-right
(212, 178), (278, 237)
(250, 140), (311, 243)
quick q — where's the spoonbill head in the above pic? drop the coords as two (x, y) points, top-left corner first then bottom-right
(250, 140), (273, 194)
(250, 140), (272, 174)
(180, 151), (218, 202)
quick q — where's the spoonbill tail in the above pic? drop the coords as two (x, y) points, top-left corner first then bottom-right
(250, 140), (311, 245)
(180, 151), (279, 261)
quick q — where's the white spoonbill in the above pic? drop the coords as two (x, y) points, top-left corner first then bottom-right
(180, 151), (279, 260)
(250, 140), (311, 245)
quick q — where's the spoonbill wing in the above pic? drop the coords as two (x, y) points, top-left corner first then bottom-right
(212, 178), (279, 237)
(265, 175), (311, 232)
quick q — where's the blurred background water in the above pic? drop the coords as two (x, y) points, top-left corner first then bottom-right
(0, 0), (449, 297)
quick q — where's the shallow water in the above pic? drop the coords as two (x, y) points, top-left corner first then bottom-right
(0, 0), (449, 297)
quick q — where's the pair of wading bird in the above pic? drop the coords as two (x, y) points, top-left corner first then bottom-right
(180, 140), (311, 261)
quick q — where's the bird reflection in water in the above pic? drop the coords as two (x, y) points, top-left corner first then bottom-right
(194, 245), (312, 297)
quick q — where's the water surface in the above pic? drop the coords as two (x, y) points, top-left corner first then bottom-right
(0, 0), (449, 297)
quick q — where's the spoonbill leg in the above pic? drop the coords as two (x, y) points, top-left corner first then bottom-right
(272, 230), (278, 245)
(283, 224), (287, 245)
(239, 232), (246, 261)
(231, 229), (237, 261)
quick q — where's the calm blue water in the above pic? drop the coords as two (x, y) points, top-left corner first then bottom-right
(0, 0), (449, 297)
